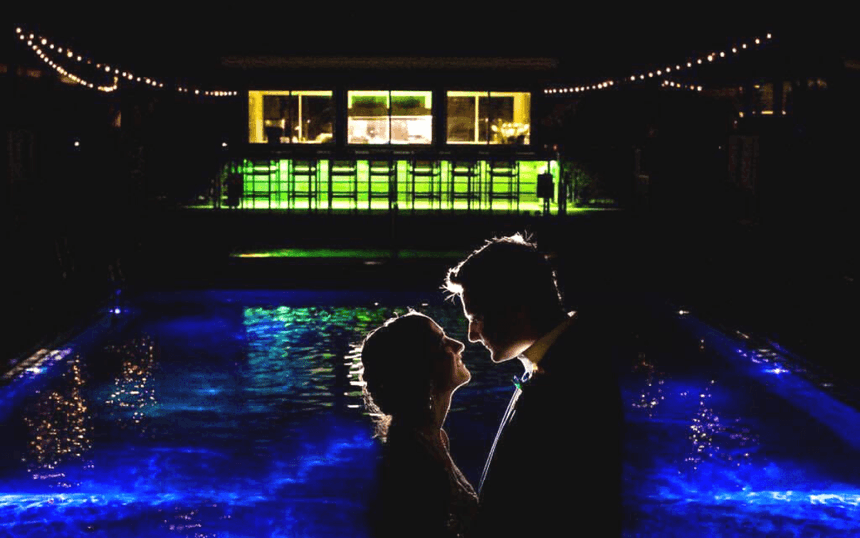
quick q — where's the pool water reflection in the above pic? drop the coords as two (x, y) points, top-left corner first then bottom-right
(0, 290), (857, 537)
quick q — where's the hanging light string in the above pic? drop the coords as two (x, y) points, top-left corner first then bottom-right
(14, 26), (238, 97)
(662, 80), (702, 92)
(544, 33), (773, 96)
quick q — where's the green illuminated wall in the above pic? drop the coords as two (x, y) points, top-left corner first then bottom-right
(232, 159), (562, 213)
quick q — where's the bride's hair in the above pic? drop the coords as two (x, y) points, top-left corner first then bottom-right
(360, 312), (442, 440)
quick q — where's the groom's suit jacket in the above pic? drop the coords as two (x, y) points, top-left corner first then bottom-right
(475, 308), (625, 537)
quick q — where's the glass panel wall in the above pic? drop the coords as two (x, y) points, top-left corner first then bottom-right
(446, 91), (530, 145)
(248, 91), (334, 144)
(348, 91), (432, 145)
(228, 158), (557, 212)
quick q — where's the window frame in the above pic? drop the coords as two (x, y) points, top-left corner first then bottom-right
(346, 89), (434, 146)
(445, 90), (532, 146)
(248, 90), (335, 145)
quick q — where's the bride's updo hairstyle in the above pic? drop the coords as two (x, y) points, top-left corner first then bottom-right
(360, 312), (444, 440)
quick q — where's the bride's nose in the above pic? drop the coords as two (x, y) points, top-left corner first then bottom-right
(453, 339), (465, 353)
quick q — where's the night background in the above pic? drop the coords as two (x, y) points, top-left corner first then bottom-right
(2, 14), (859, 536)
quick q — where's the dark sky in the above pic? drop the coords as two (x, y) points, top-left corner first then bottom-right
(10, 15), (858, 84)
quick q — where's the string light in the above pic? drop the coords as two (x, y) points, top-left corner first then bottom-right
(662, 79), (701, 92)
(13, 26), (238, 98)
(545, 32), (773, 97)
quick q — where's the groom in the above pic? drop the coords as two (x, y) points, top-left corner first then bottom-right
(445, 234), (623, 537)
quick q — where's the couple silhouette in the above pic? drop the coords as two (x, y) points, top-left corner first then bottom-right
(361, 234), (623, 538)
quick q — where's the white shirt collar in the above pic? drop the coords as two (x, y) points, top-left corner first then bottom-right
(520, 311), (577, 374)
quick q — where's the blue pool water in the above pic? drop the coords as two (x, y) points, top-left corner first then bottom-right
(1, 290), (858, 537)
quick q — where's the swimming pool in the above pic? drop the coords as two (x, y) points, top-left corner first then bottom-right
(1, 290), (857, 537)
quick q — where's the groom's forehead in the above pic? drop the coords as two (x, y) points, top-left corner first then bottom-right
(460, 289), (493, 315)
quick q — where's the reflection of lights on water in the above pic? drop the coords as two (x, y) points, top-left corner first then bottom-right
(24, 359), (92, 483)
(104, 337), (157, 430)
(678, 310), (690, 316)
(243, 305), (389, 414)
(631, 356), (664, 418)
(765, 368), (789, 375)
(684, 381), (758, 472)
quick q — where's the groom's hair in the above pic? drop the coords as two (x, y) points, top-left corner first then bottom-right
(444, 233), (562, 317)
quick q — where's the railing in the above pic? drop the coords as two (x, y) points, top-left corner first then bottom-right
(209, 146), (562, 214)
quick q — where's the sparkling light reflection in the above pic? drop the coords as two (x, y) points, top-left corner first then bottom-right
(2, 293), (858, 536)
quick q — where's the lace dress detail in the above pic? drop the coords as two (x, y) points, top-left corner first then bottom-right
(420, 431), (479, 538)
(374, 425), (478, 538)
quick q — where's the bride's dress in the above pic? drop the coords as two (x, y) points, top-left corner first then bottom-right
(370, 422), (478, 538)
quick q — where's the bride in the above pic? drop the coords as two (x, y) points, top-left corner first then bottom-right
(361, 312), (477, 538)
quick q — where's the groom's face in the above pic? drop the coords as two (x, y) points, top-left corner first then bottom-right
(460, 291), (521, 363)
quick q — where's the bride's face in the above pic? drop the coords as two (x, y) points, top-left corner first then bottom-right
(425, 318), (470, 393)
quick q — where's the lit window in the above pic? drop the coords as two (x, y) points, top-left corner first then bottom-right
(248, 91), (334, 144)
(347, 90), (433, 145)
(446, 91), (530, 145)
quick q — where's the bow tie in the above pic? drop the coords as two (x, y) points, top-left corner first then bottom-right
(512, 371), (533, 390)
